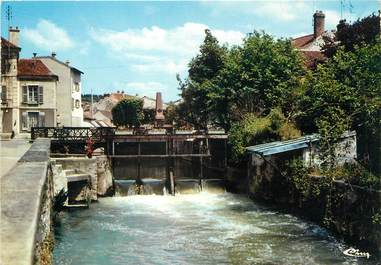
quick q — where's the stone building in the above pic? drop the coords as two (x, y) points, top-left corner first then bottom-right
(1, 27), (21, 134)
(37, 53), (84, 127)
(1, 27), (85, 136)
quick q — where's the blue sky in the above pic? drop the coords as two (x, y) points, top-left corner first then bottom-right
(1, 1), (379, 101)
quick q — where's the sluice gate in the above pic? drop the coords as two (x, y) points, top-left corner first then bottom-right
(31, 127), (228, 196)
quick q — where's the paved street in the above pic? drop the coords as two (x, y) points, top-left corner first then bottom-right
(0, 139), (31, 178)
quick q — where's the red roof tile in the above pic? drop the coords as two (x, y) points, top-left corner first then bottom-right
(292, 34), (314, 49)
(18, 59), (58, 79)
(300, 50), (327, 69)
(1, 37), (20, 49)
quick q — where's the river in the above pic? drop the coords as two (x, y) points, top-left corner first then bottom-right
(53, 193), (376, 264)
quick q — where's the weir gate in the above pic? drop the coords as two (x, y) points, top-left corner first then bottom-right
(31, 127), (228, 195)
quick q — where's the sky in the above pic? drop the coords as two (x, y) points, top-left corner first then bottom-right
(1, 1), (380, 101)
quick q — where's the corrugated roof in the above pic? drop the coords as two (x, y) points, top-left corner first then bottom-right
(246, 134), (320, 156)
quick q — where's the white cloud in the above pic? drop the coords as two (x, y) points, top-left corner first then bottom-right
(89, 22), (244, 74)
(24, 19), (74, 51)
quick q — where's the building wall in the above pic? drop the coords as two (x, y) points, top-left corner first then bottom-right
(1, 55), (20, 134)
(38, 58), (73, 127)
(71, 71), (83, 126)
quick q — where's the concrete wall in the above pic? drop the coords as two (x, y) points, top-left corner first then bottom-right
(52, 155), (114, 198)
(0, 139), (53, 265)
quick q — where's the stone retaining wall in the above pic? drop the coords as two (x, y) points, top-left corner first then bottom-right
(0, 138), (53, 265)
(247, 157), (381, 255)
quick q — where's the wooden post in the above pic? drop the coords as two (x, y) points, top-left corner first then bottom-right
(170, 171), (175, 195)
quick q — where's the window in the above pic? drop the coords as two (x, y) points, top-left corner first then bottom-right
(22, 85), (43, 104)
(74, 82), (80, 92)
(1, 86), (6, 104)
(21, 111), (45, 131)
(75, 99), (80, 109)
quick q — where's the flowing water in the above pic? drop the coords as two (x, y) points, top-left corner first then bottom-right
(53, 193), (377, 265)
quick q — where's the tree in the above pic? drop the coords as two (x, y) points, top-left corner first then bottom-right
(296, 41), (381, 173)
(323, 13), (380, 57)
(177, 29), (227, 130)
(111, 97), (144, 128)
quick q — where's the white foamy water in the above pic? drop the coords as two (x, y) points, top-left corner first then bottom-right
(53, 193), (376, 265)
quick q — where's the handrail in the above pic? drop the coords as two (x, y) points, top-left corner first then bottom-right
(31, 127), (116, 141)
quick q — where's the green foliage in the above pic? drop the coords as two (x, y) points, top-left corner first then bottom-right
(228, 109), (301, 161)
(165, 102), (178, 126)
(329, 163), (380, 189)
(324, 14), (380, 57)
(111, 97), (144, 128)
(177, 30), (304, 131)
(296, 41), (381, 173)
(81, 94), (105, 103)
(142, 109), (155, 125)
(177, 29), (227, 130)
(283, 159), (311, 197)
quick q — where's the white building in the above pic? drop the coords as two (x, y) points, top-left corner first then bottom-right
(37, 53), (84, 127)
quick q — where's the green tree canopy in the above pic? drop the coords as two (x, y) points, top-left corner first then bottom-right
(111, 97), (144, 128)
(177, 29), (227, 130)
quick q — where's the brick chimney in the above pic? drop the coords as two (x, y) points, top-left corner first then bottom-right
(9, 26), (20, 46)
(155, 92), (165, 126)
(313, 11), (325, 38)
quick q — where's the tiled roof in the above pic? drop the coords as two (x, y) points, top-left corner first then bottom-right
(292, 34), (315, 49)
(300, 50), (327, 69)
(18, 59), (58, 79)
(1, 37), (20, 49)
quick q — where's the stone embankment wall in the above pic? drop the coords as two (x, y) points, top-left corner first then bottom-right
(247, 157), (381, 255)
(51, 155), (114, 199)
(0, 139), (54, 265)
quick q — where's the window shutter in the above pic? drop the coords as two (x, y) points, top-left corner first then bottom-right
(38, 86), (43, 104)
(22, 112), (28, 130)
(1, 86), (6, 102)
(38, 112), (45, 127)
(22, 86), (28, 103)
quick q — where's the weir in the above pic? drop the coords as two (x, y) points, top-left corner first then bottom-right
(31, 127), (229, 197)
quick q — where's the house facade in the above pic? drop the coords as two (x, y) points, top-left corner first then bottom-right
(1, 27), (21, 134)
(18, 59), (58, 132)
(37, 54), (84, 127)
(1, 26), (82, 136)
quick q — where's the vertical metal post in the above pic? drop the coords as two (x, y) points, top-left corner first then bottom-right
(137, 141), (141, 180)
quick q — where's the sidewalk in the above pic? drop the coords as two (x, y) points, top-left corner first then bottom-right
(0, 138), (32, 178)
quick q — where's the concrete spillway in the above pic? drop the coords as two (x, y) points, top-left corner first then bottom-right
(114, 178), (225, 196)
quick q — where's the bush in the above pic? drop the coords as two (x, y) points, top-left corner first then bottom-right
(228, 109), (301, 162)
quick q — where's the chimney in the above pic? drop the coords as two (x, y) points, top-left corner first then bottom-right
(51, 52), (56, 58)
(313, 11), (325, 38)
(155, 92), (165, 122)
(9, 26), (20, 46)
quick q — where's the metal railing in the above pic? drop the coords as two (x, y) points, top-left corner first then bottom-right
(31, 127), (116, 141)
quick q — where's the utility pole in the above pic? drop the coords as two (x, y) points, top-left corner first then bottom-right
(91, 87), (94, 119)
